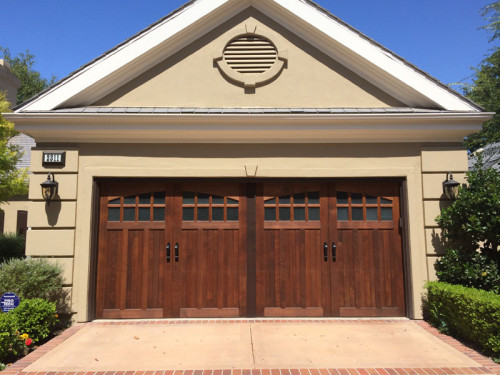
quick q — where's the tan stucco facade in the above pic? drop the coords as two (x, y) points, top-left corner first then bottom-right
(23, 142), (468, 322)
(7, 1), (487, 323)
(95, 8), (403, 109)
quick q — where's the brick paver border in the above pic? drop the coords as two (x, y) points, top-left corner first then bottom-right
(2, 319), (499, 375)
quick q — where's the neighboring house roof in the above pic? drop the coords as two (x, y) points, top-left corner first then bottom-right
(0, 60), (36, 171)
(469, 142), (500, 171)
(11, 0), (483, 113)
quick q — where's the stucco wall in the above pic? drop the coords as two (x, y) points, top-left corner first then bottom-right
(25, 143), (467, 322)
(94, 8), (402, 109)
(420, 147), (469, 281)
(0, 199), (30, 234)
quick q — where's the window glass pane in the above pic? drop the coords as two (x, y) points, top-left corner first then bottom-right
(279, 207), (291, 221)
(309, 207), (320, 221)
(265, 207), (276, 221)
(212, 195), (224, 205)
(109, 198), (121, 205)
(124, 196), (135, 205)
(293, 193), (306, 205)
(294, 207), (305, 221)
(138, 207), (150, 221)
(227, 208), (239, 221)
(381, 207), (393, 221)
(264, 198), (276, 205)
(108, 207), (120, 222)
(337, 207), (348, 221)
(139, 193), (150, 205)
(124, 208), (135, 221)
(366, 207), (378, 221)
(198, 207), (209, 221)
(351, 193), (363, 205)
(352, 207), (363, 221)
(153, 208), (165, 221)
(183, 207), (194, 221)
(154, 192), (165, 205)
(308, 192), (320, 204)
(279, 196), (290, 205)
(212, 207), (224, 221)
(227, 198), (239, 205)
(198, 193), (210, 205)
(183, 192), (195, 205)
(336, 192), (348, 205)
(381, 198), (392, 205)
(366, 195), (378, 204)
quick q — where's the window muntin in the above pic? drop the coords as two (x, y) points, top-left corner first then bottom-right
(336, 192), (393, 222)
(264, 192), (320, 222)
(182, 192), (239, 222)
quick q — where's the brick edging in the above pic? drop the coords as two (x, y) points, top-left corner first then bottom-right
(415, 321), (499, 373)
(1, 324), (84, 375)
(4, 368), (499, 375)
(91, 319), (408, 325)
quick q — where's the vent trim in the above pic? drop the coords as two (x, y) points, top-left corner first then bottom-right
(214, 27), (288, 92)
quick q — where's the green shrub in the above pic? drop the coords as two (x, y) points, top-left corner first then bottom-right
(424, 281), (500, 357)
(0, 258), (67, 311)
(435, 249), (500, 293)
(0, 311), (27, 364)
(0, 233), (25, 263)
(11, 299), (58, 343)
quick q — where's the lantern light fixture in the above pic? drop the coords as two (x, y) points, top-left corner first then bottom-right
(442, 172), (460, 200)
(40, 173), (58, 204)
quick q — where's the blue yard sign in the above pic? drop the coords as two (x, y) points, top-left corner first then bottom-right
(0, 293), (20, 313)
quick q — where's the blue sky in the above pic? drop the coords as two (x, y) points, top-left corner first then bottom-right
(0, 0), (496, 90)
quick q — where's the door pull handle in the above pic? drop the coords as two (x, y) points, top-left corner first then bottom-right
(323, 242), (328, 262)
(175, 242), (179, 262)
(332, 242), (337, 262)
(166, 243), (171, 263)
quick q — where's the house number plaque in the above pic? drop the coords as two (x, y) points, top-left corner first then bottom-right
(42, 151), (66, 167)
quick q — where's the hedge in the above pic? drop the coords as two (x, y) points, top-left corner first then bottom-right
(0, 233), (25, 264)
(424, 281), (500, 358)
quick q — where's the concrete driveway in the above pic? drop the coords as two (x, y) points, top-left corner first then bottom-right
(4, 319), (499, 375)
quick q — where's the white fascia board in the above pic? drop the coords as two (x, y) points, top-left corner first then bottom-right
(6, 112), (492, 144)
(257, 0), (477, 112)
(17, 0), (234, 112)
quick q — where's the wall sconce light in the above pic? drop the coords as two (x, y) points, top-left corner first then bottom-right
(40, 173), (58, 204)
(443, 172), (460, 200)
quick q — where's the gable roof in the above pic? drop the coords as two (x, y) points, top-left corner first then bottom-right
(13, 0), (482, 113)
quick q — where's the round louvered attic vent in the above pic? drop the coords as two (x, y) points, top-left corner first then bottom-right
(214, 28), (288, 91)
(223, 35), (278, 74)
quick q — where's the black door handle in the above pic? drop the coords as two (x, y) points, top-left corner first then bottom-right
(324, 242), (328, 262)
(175, 242), (179, 262)
(166, 243), (171, 263)
(332, 242), (337, 262)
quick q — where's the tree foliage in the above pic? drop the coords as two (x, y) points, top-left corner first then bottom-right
(462, 2), (500, 151)
(481, 2), (500, 42)
(0, 93), (28, 204)
(0, 47), (56, 105)
(435, 164), (500, 292)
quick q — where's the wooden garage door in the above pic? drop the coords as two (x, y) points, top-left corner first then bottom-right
(96, 182), (247, 319)
(95, 180), (405, 319)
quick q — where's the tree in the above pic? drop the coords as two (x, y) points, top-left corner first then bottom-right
(0, 47), (56, 105)
(0, 93), (28, 204)
(463, 49), (500, 151)
(435, 163), (500, 292)
(462, 2), (500, 151)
